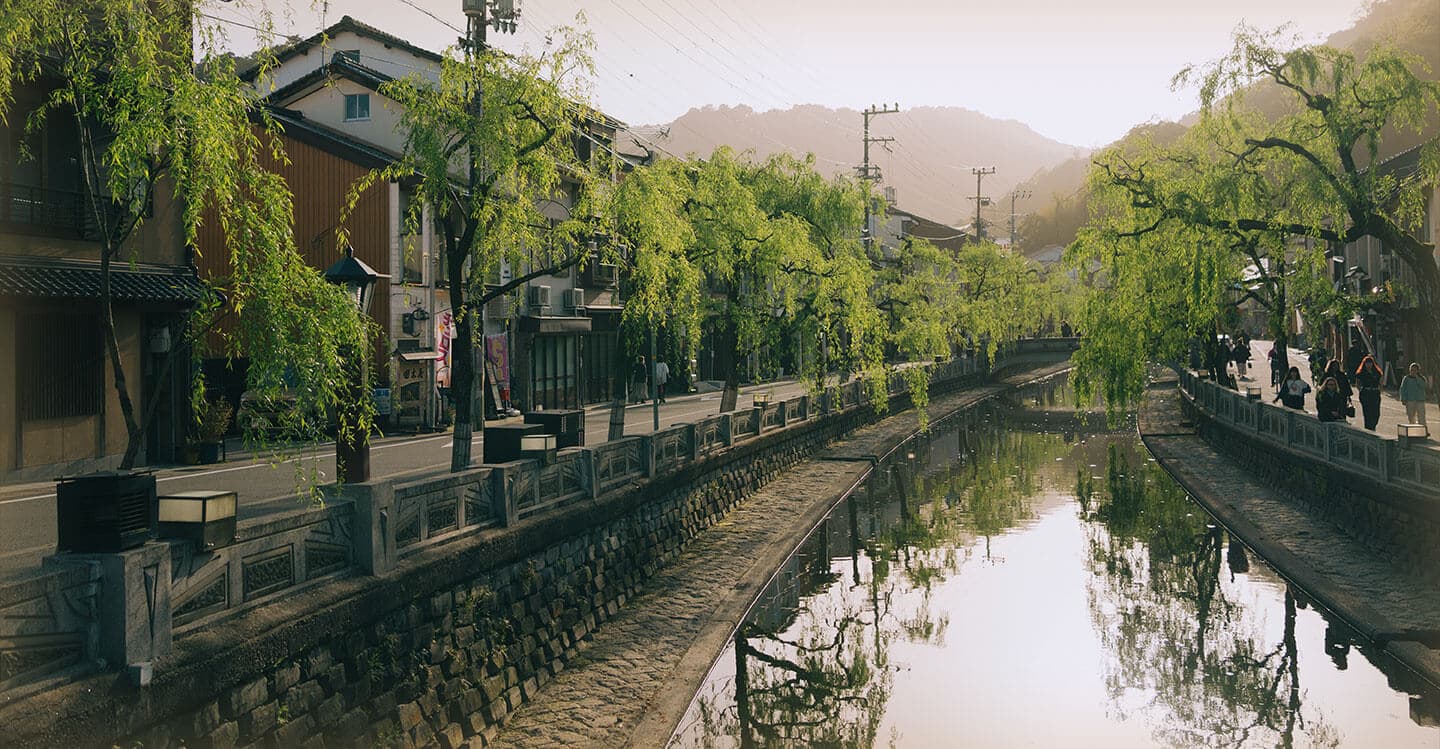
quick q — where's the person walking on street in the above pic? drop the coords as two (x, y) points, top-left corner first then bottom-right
(1211, 336), (1234, 388)
(1268, 341), (1287, 388)
(1353, 356), (1383, 431)
(1316, 377), (1348, 422)
(655, 358), (670, 404)
(1309, 347), (1329, 385)
(1322, 359), (1353, 421)
(1232, 334), (1251, 381)
(1400, 362), (1430, 435)
(1275, 366), (1311, 411)
(631, 358), (648, 404)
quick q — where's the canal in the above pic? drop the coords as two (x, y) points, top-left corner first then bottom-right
(668, 375), (1440, 747)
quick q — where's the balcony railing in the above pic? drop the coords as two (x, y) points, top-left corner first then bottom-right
(0, 181), (121, 240)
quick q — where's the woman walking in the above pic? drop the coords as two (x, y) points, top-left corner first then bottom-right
(1353, 356), (1384, 430)
(1322, 359), (1353, 422)
(1268, 341), (1287, 388)
(1400, 363), (1430, 435)
(1274, 367), (1311, 411)
(1316, 377), (1348, 422)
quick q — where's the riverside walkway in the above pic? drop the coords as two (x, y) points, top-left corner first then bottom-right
(1140, 373), (1440, 691)
(1232, 340), (1433, 443)
(485, 361), (1076, 749)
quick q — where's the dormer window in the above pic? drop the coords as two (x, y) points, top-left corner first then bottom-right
(344, 93), (370, 122)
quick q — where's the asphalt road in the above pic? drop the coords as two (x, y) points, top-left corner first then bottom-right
(0, 380), (809, 578)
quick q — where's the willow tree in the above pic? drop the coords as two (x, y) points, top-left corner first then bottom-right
(349, 24), (603, 471)
(600, 156), (697, 435)
(1073, 27), (1440, 408)
(746, 152), (888, 401)
(0, 0), (371, 469)
(877, 235), (1052, 423)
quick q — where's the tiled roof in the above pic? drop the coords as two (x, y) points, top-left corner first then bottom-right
(0, 255), (206, 303)
(240, 15), (443, 82)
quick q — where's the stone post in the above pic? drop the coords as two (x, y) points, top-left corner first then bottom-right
(347, 481), (395, 577)
(70, 542), (172, 684)
(721, 413), (734, 446)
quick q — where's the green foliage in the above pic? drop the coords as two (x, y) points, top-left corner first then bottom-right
(345, 18), (606, 469)
(1073, 26), (1440, 410)
(0, 0), (374, 473)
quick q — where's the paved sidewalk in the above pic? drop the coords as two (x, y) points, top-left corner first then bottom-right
(1140, 379), (1440, 690)
(485, 362), (1075, 749)
(1229, 340), (1432, 440)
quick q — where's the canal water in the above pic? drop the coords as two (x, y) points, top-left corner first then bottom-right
(668, 375), (1440, 748)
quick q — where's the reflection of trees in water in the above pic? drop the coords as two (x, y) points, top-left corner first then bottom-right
(682, 413), (1068, 748)
(1081, 442), (1339, 748)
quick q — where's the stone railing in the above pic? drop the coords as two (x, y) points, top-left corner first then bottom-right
(4, 340), (1078, 698)
(1178, 370), (1439, 493)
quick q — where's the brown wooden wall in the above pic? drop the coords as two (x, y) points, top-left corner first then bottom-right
(194, 125), (392, 378)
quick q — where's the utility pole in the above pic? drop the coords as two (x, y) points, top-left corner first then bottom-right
(857, 103), (899, 252)
(968, 167), (996, 243)
(1008, 189), (1031, 249)
(455, 0), (520, 470)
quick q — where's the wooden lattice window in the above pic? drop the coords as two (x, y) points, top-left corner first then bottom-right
(18, 310), (103, 420)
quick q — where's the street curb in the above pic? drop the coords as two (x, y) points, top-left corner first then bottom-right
(1137, 385), (1440, 691)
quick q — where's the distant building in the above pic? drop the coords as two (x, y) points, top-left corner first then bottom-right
(199, 16), (627, 427)
(1326, 145), (1439, 382)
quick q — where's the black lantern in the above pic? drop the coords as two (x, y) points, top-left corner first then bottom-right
(323, 245), (386, 484)
(323, 245), (384, 315)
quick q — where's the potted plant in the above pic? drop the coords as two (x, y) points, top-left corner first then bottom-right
(195, 397), (232, 465)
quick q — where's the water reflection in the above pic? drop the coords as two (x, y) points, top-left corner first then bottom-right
(671, 380), (1438, 748)
(1081, 443), (1337, 747)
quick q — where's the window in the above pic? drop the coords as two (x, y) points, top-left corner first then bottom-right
(343, 93), (370, 122)
(18, 310), (103, 420)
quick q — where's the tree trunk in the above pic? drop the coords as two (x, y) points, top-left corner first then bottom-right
(607, 323), (628, 440)
(448, 244), (474, 472)
(719, 287), (741, 413)
(103, 247), (144, 469)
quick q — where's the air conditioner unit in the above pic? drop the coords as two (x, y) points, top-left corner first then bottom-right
(593, 263), (619, 288)
(528, 284), (551, 309)
(564, 287), (585, 311)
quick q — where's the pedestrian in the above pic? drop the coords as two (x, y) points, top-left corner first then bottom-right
(1322, 359), (1354, 421)
(654, 358), (670, 404)
(1274, 366), (1311, 411)
(631, 358), (648, 404)
(1316, 377), (1348, 422)
(1231, 334), (1251, 381)
(1308, 347), (1329, 384)
(1353, 355), (1383, 431)
(1211, 336), (1234, 388)
(1346, 337), (1368, 374)
(1400, 362), (1430, 434)
(1268, 341), (1287, 388)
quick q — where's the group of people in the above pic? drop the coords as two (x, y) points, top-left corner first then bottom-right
(630, 358), (670, 405)
(1271, 344), (1429, 434)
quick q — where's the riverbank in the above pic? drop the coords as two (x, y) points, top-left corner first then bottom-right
(1138, 373), (1440, 691)
(486, 360), (1076, 749)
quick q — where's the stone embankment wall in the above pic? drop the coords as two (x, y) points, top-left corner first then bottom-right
(3, 358), (1028, 749)
(1176, 376), (1440, 578)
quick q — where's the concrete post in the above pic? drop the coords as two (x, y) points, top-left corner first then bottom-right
(73, 542), (172, 683)
(488, 466), (519, 527)
(721, 413), (734, 447)
(347, 481), (396, 577)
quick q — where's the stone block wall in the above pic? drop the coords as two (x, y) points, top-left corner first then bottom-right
(1185, 398), (1440, 580)
(20, 399), (874, 749)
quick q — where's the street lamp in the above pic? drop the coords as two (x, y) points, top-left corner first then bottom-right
(323, 244), (385, 484)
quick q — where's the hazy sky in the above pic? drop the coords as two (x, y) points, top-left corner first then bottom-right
(213, 0), (1372, 147)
